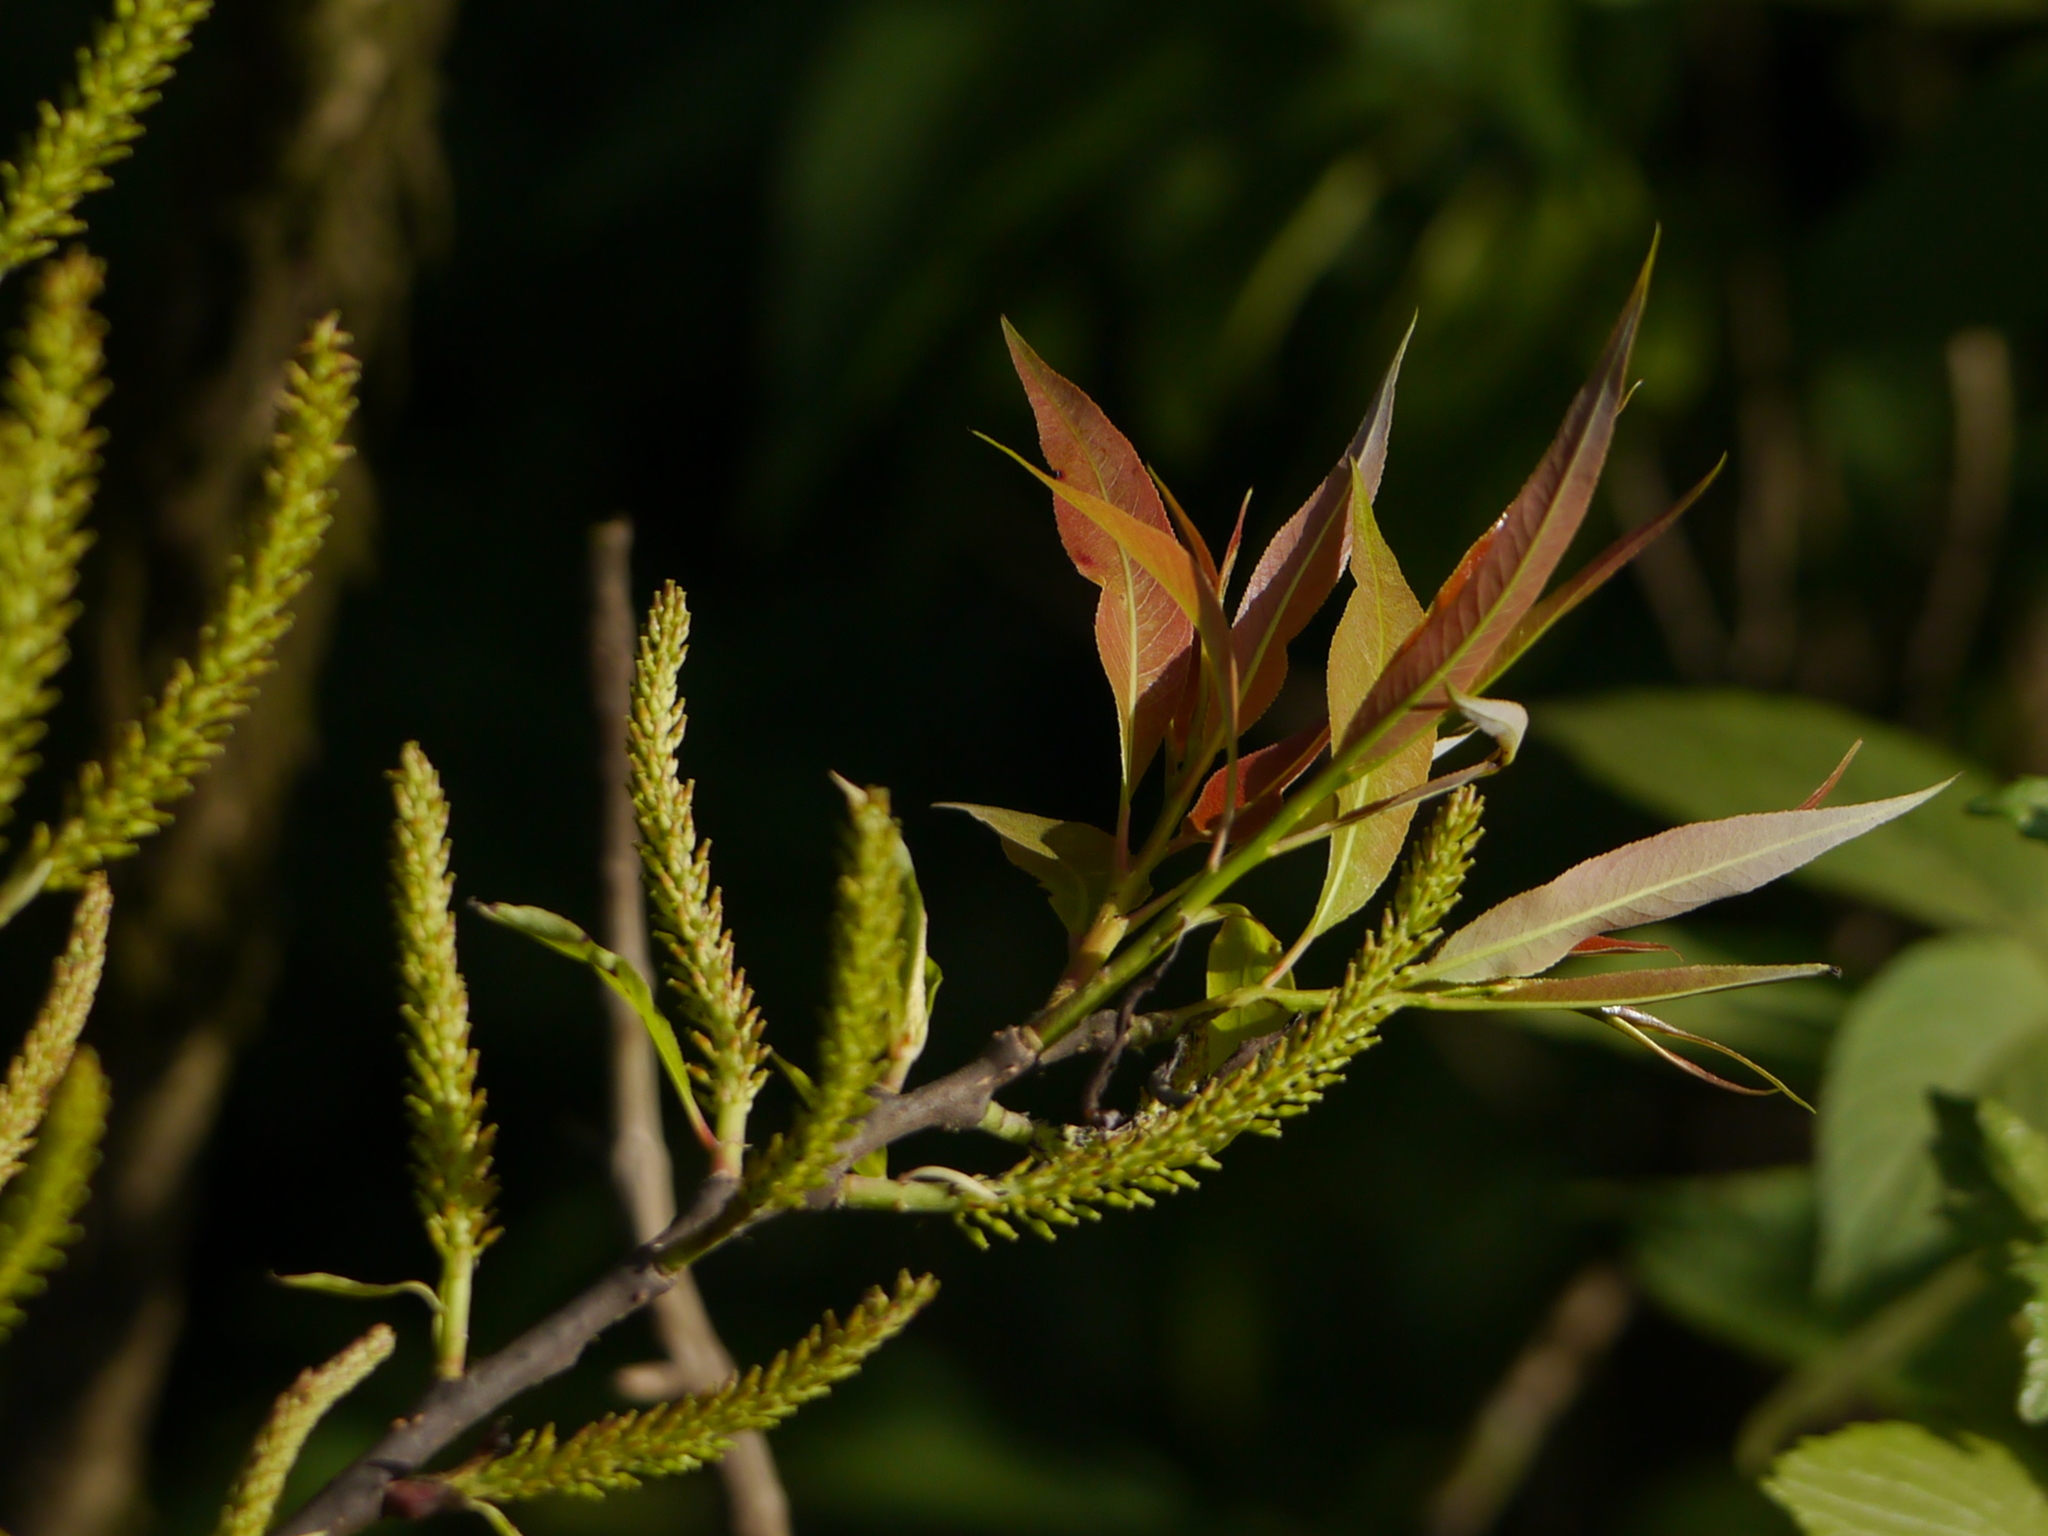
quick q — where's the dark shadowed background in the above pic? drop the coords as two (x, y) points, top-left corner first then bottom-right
(2, 2), (2047, 1533)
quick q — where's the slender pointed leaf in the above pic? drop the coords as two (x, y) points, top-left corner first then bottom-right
(474, 903), (699, 1123)
(937, 803), (1119, 934)
(1568, 934), (1679, 957)
(1480, 458), (1722, 688)
(1229, 323), (1412, 734)
(1187, 723), (1327, 837)
(1003, 323), (1194, 784)
(1417, 963), (1835, 1010)
(1425, 782), (1950, 983)
(1304, 466), (1429, 939)
(1338, 244), (1655, 773)
(1544, 690), (2048, 938)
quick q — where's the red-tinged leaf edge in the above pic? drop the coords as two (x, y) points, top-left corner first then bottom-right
(1595, 1005), (1814, 1110)
(1336, 239), (1656, 773)
(1797, 740), (1863, 811)
(983, 438), (1205, 617)
(1001, 322), (1196, 786)
(1188, 722), (1330, 837)
(1229, 319), (1416, 735)
(1567, 934), (1680, 957)
(1416, 962), (1832, 1009)
(1480, 456), (1724, 689)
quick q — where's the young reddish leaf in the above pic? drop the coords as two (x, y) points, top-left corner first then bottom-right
(1003, 322), (1194, 785)
(1302, 463), (1430, 941)
(1480, 458), (1723, 689)
(1798, 740), (1863, 810)
(1188, 721), (1328, 837)
(1339, 244), (1656, 774)
(938, 802), (1119, 935)
(1422, 780), (1951, 983)
(1230, 322), (1414, 735)
(1416, 962), (1834, 1010)
(1566, 934), (1679, 957)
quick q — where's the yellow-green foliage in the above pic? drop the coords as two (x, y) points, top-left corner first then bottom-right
(748, 782), (911, 1209)
(35, 315), (358, 888)
(389, 743), (498, 1344)
(629, 583), (768, 1150)
(0, 0), (213, 278)
(963, 791), (1484, 1243)
(0, 252), (107, 830)
(212, 1324), (395, 1536)
(447, 1273), (938, 1503)
(0, 1047), (106, 1345)
(0, 874), (109, 1191)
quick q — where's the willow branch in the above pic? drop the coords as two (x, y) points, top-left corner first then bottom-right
(275, 1017), (1043, 1536)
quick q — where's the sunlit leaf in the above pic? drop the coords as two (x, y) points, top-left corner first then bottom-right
(1479, 458), (1722, 688)
(1302, 467), (1429, 940)
(1446, 685), (1527, 764)
(1196, 910), (1292, 1076)
(474, 902), (703, 1132)
(1416, 963), (1834, 1010)
(938, 803), (1119, 935)
(1228, 323), (1411, 734)
(1423, 781), (1950, 984)
(1186, 723), (1326, 838)
(1764, 1422), (2048, 1536)
(1335, 243), (1654, 775)
(274, 1272), (442, 1313)
(1544, 689), (2048, 939)
(1002, 322), (1194, 787)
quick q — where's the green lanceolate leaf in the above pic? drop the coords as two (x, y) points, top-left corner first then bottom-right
(474, 901), (701, 1129)
(938, 803), (1119, 935)
(1196, 911), (1292, 1077)
(1819, 933), (2048, 1299)
(1003, 322), (1193, 789)
(1544, 690), (2048, 939)
(1416, 963), (1836, 1011)
(1227, 321), (1412, 735)
(0, 1046), (105, 1346)
(272, 1271), (442, 1314)
(1423, 782), (1950, 984)
(1764, 1422), (2048, 1536)
(1304, 464), (1428, 943)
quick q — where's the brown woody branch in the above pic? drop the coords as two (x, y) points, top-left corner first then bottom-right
(273, 1026), (1046, 1536)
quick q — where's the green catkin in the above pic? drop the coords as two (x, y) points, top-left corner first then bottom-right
(628, 583), (769, 1158)
(0, 252), (108, 832)
(449, 1274), (936, 1502)
(0, 0), (214, 278)
(211, 1325), (395, 1536)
